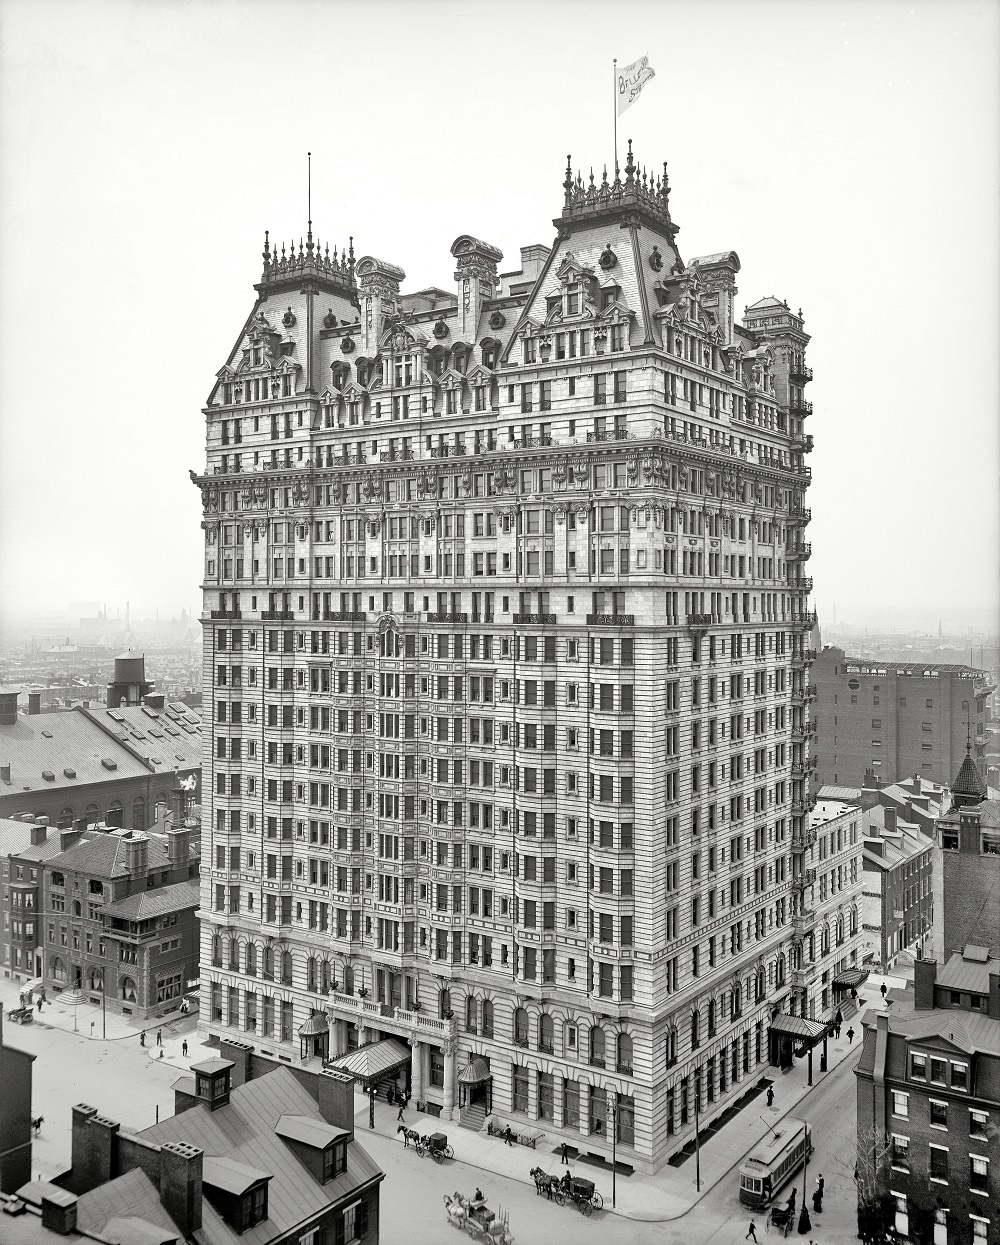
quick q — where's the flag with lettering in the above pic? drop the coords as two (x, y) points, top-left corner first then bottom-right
(617, 55), (655, 115)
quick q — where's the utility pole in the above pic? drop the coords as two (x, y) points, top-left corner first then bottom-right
(694, 1081), (701, 1193)
(608, 1091), (617, 1208)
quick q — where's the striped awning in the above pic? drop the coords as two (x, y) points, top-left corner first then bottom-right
(299, 1013), (329, 1035)
(457, 1057), (492, 1085)
(833, 968), (869, 989)
(769, 1013), (828, 1044)
(327, 1037), (411, 1087)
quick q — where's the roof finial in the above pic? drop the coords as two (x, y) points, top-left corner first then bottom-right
(306, 152), (313, 254)
(625, 139), (635, 186)
(564, 154), (574, 206)
(262, 229), (270, 272)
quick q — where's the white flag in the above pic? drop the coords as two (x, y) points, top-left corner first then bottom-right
(617, 55), (655, 116)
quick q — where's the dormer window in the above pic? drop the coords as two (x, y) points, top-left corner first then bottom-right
(602, 288), (619, 309)
(245, 1184), (267, 1228)
(482, 344), (497, 370)
(356, 362), (369, 387)
(523, 337), (537, 365)
(223, 383), (233, 404)
(566, 286), (580, 316)
(322, 1139), (348, 1182)
(253, 348), (262, 366)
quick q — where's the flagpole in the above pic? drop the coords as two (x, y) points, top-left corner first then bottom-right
(613, 59), (618, 175)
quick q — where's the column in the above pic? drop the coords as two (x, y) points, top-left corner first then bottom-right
(409, 1036), (424, 1104)
(443, 1036), (456, 1120)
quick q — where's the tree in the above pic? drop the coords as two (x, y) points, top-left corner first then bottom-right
(855, 1124), (896, 1245)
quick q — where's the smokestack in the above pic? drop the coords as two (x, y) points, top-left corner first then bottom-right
(28, 691), (41, 715)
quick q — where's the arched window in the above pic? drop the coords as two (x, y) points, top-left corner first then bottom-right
(481, 999), (494, 1039)
(513, 1007), (529, 1046)
(212, 934), (222, 967)
(850, 907), (858, 936)
(466, 995), (478, 1034)
(85, 803), (100, 825)
(538, 1013), (554, 1053)
(321, 960), (332, 994)
(617, 1032), (633, 1073)
(154, 797), (167, 826)
(439, 988), (452, 1020)
(262, 945), (274, 980)
(708, 999), (717, 1037)
(822, 925), (831, 956)
(58, 807), (74, 830)
(73, 900), (82, 917)
(107, 801), (124, 828)
(836, 916), (845, 946)
(120, 975), (137, 1002)
(229, 939), (240, 971)
(246, 943), (257, 977)
(691, 1009), (701, 1050)
(50, 956), (66, 984)
(88, 968), (104, 992)
(589, 1025), (606, 1066)
(132, 798), (146, 831)
(280, 951), (293, 985)
(665, 1027), (678, 1069)
(307, 956), (317, 990)
(776, 953), (786, 986)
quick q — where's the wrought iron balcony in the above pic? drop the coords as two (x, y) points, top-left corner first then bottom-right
(210, 609), (242, 619)
(586, 614), (635, 627)
(261, 610), (295, 621)
(792, 826), (818, 850)
(513, 613), (556, 625)
(427, 612), (468, 623)
(379, 449), (414, 462)
(586, 429), (631, 442)
(789, 363), (813, 384)
(787, 542), (812, 561)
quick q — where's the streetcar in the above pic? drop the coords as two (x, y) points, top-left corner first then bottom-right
(738, 1117), (812, 1208)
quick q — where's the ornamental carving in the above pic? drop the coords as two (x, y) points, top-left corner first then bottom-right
(417, 467), (436, 498)
(270, 376), (281, 398)
(282, 307), (296, 327)
(554, 504), (567, 524)
(376, 610), (398, 636)
(552, 461), (567, 486)
(489, 310), (506, 331)
(461, 468), (473, 496)
(341, 335), (355, 354)
(203, 484), (219, 512)
(363, 472), (379, 502)
(204, 522), (218, 543)
(242, 521), (255, 539)
(323, 309), (337, 328)
(367, 517), (381, 538)
(493, 464), (515, 493)
(626, 458), (639, 485)
(433, 318), (449, 340)
(442, 1036), (457, 1057)
(253, 480), (268, 508)
(241, 484), (254, 509)
(599, 244), (618, 271)
(575, 503), (590, 521)
(649, 245), (664, 272)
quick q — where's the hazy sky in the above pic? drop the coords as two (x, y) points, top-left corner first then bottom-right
(1, 0), (997, 632)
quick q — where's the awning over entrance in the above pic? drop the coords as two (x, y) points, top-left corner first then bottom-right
(299, 1013), (329, 1036)
(457, 1057), (491, 1086)
(833, 968), (869, 989)
(327, 1037), (411, 1088)
(769, 1013), (828, 1045)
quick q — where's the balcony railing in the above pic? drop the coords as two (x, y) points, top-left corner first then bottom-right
(513, 613), (556, 625)
(427, 612), (468, 623)
(262, 610), (295, 621)
(789, 363), (813, 384)
(586, 613), (635, 627)
(586, 429), (631, 442)
(210, 609), (242, 619)
(513, 435), (553, 449)
(792, 909), (816, 936)
(686, 612), (713, 628)
(312, 611), (367, 622)
(379, 449), (415, 462)
(792, 826), (818, 850)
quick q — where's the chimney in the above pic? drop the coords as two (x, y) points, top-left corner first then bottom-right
(317, 1068), (355, 1139)
(159, 1141), (203, 1237)
(123, 831), (149, 879)
(61, 827), (83, 850)
(914, 958), (938, 1010)
(218, 1039), (253, 1088)
(167, 826), (190, 869)
(144, 693), (165, 710)
(30, 822), (48, 846)
(1, 763), (10, 784)
(884, 807), (897, 832)
(73, 1109), (119, 1191)
(40, 1188), (79, 1236)
(989, 971), (1000, 1021)
(28, 691), (42, 715)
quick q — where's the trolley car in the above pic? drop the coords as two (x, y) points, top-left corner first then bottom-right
(738, 1118), (812, 1208)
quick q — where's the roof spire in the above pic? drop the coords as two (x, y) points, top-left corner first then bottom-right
(306, 152), (314, 255)
(564, 154), (574, 206)
(262, 229), (270, 272)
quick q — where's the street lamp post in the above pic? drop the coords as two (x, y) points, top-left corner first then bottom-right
(797, 1119), (811, 1235)
(607, 1091), (617, 1208)
(368, 1083), (376, 1131)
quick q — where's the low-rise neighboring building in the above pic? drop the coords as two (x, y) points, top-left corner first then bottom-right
(0, 1031), (35, 1193)
(861, 805), (935, 972)
(6, 1059), (382, 1244)
(42, 793), (201, 1019)
(855, 948), (1000, 1245)
(932, 748), (1000, 963)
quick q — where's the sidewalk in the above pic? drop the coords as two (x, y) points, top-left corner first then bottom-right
(350, 973), (909, 1223)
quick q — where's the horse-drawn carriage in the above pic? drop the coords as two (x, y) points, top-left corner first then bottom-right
(443, 1192), (513, 1243)
(766, 1200), (795, 1236)
(397, 1125), (454, 1163)
(5, 1006), (33, 1024)
(528, 1169), (602, 1216)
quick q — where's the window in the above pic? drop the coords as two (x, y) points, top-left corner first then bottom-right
(929, 1145), (949, 1183)
(930, 1100), (948, 1129)
(512, 1064), (529, 1113)
(910, 1052), (927, 1080)
(930, 1057), (947, 1086)
(891, 1134), (910, 1172)
(970, 1154), (989, 1194)
(951, 1061), (968, 1091)
(969, 1110), (988, 1141)
(891, 1091), (908, 1119)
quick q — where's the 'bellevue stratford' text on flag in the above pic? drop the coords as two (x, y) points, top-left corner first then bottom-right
(617, 55), (655, 115)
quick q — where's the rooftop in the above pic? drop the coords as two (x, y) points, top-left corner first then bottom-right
(860, 1001), (1000, 1057)
(48, 828), (172, 879)
(810, 797), (857, 827)
(0, 708), (154, 796)
(101, 877), (200, 921)
(936, 947), (1000, 995)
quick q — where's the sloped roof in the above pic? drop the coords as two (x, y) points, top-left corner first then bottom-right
(49, 829), (170, 879)
(82, 702), (203, 776)
(140, 1067), (383, 1245)
(0, 706), (153, 797)
(936, 949), (1000, 994)
(275, 1114), (347, 1148)
(203, 1155), (271, 1195)
(818, 785), (862, 802)
(75, 1168), (181, 1239)
(861, 1001), (1000, 1056)
(102, 878), (200, 922)
(952, 749), (987, 801)
(0, 817), (87, 861)
(327, 1037), (411, 1085)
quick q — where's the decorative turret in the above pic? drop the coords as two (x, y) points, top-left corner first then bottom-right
(951, 739), (987, 810)
(355, 255), (406, 355)
(557, 141), (679, 244)
(450, 235), (503, 343)
(256, 230), (356, 299)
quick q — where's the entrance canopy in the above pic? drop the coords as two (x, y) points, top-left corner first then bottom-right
(833, 968), (869, 990)
(327, 1037), (411, 1088)
(457, 1057), (491, 1086)
(769, 1013), (828, 1047)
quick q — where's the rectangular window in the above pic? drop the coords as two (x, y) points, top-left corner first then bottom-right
(890, 1134), (910, 1172)
(929, 1145), (948, 1183)
(970, 1154), (989, 1193)
(891, 1091), (909, 1119)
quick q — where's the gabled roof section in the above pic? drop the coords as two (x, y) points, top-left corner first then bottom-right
(275, 1114), (347, 1149)
(952, 746), (987, 802)
(203, 1155), (272, 1196)
(102, 878), (201, 922)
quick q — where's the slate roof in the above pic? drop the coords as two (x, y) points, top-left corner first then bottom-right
(818, 784), (863, 802)
(76, 1169), (181, 1240)
(953, 748), (987, 800)
(936, 949), (1000, 994)
(860, 1001), (1000, 1056)
(48, 829), (170, 879)
(140, 1067), (382, 1245)
(0, 708), (152, 796)
(102, 878), (200, 921)
(0, 817), (83, 862)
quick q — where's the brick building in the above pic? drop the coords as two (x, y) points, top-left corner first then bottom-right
(813, 647), (991, 789)
(195, 149), (817, 1172)
(861, 805), (935, 973)
(42, 799), (201, 1020)
(11, 1060), (381, 1244)
(0, 679), (202, 832)
(932, 749), (1000, 963)
(0, 1029), (35, 1193)
(855, 950), (1000, 1245)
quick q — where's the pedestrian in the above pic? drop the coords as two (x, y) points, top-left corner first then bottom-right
(847, 1026), (855, 1045)
(880, 982), (887, 1000)
(397, 1100), (405, 1122)
(816, 1174), (824, 1197)
(812, 1186), (823, 1214)
(835, 1023), (841, 1040)
(504, 1125), (514, 1147)
(560, 1141), (569, 1165)
(766, 1085), (774, 1107)
(746, 1221), (758, 1242)
(156, 1028), (163, 1046)
(139, 1030), (145, 1046)
(36, 997), (42, 1012)
(182, 1040), (188, 1057)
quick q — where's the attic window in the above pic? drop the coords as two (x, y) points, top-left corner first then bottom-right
(42, 770), (55, 782)
(101, 758), (118, 771)
(142, 707), (159, 719)
(107, 710), (124, 722)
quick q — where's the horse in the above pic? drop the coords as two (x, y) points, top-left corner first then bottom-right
(397, 1125), (421, 1148)
(443, 1193), (468, 1230)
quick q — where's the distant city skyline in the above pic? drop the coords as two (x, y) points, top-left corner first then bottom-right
(1, 0), (997, 630)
